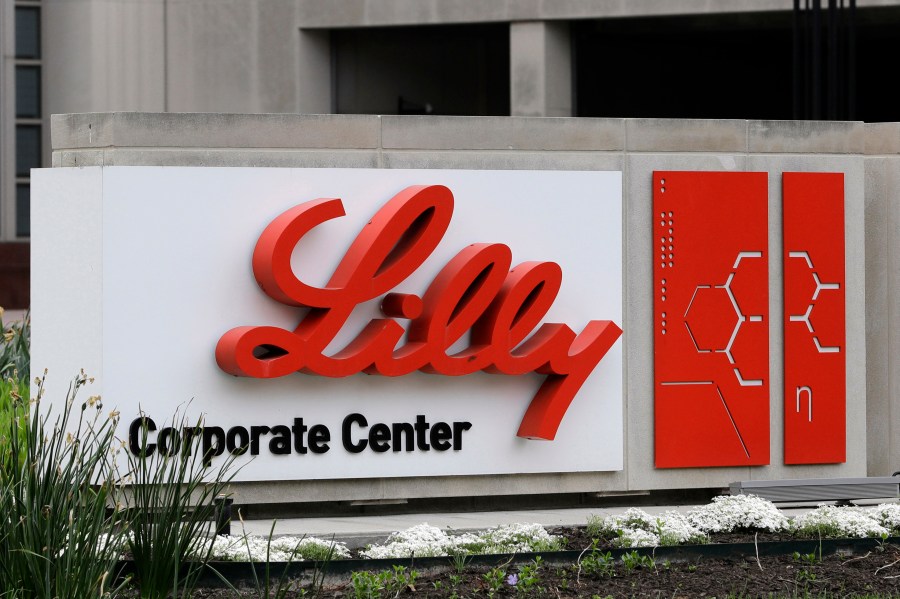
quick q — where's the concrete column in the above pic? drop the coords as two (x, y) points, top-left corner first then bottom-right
(509, 21), (572, 117)
(44, 0), (166, 115)
(297, 29), (333, 114)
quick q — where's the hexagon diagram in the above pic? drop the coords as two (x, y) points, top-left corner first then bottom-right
(653, 171), (769, 469)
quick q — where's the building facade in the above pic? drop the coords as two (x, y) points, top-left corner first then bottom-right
(4, 0), (900, 308)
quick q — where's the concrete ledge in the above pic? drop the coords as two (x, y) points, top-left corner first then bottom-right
(748, 120), (865, 154)
(382, 116), (625, 151)
(625, 119), (748, 153)
(297, 0), (794, 28)
(51, 113), (382, 150)
(228, 471), (627, 504)
(865, 122), (900, 155)
(382, 150), (623, 171)
(53, 148), (380, 169)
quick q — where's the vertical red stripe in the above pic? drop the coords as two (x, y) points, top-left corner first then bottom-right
(783, 172), (846, 464)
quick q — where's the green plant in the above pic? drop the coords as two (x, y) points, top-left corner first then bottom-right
(0, 309), (29, 379)
(385, 565), (419, 595)
(483, 566), (506, 598)
(514, 556), (543, 594)
(620, 550), (655, 572)
(349, 567), (418, 599)
(793, 550), (821, 588)
(226, 516), (336, 599)
(0, 373), (130, 598)
(579, 542), (615, 578)
(123, 408), (240, 599)
(450, 549), (471, 574)
(350, 570), (387, 599)
(0, 375), (28, 475)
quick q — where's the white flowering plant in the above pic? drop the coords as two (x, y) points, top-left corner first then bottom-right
(791, 505), (889, 539)
(869, 503), (900, 534)
(360, 522), (562, 559)
(686, 494), (789, 534)
(587, 507), (706, 547)
(196, 534), (350, 562)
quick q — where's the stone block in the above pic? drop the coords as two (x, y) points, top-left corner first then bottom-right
(626, 119), (747, 153)
(382, 116), (624, 151)
(52, 113), (381, 150)
(749, 120), (865, 154)
(382, 150), (623, 171)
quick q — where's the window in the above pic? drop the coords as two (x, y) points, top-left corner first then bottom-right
(7, 2), (42, 239)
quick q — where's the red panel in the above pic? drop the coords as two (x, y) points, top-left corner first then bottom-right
(653, 171), (769, 468)
(783, 172), (846, 464)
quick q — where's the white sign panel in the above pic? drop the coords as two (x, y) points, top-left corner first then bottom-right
(32, 167), (623, 481)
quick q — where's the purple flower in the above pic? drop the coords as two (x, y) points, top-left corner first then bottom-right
(506, 573), (518, 586)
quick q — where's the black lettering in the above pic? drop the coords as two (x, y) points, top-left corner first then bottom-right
(309, 424), (330, 454)
(369, 423), (391, 452)
(430, 422), (452, 451)
(158, 426), (180, 457)
(292, 418), (309, 454)
(128, 417), (156, 457)
(250, 425), (271, 455)
(391, 422), (415, 452)
(414, 415), (431, 450)
(202, 426), (225, 466)
(452, 421), (472, 450)
(268, 425), (291, 455)
(226, 426), (249, 455)
(342, 413), (368, 453)
(182, 426), (200, 456)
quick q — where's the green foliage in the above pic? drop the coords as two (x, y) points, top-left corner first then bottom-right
(228, 519), (336, 599)
(620, 550), (655, 572)
(483, 566), (506, 598)
(585, 515), (606, 539)
(124, 409), (240, 599)
(350, 571), (386, 599)
(515, 556), (543, 594)
(349, 567), (418, 599)
(0, 310), (30, 379)
(386, 565), (419, 595)
(450, 549), (471, 574)
(0, 373), (129, 598)
(579, 541), (615, 578)
(0, 375), (28, 474)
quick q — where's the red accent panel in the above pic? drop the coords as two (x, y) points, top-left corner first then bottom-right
(783, 172), (846, 464)
(653, 171), (769, 468)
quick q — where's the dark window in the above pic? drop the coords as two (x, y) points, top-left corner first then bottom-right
(15, 66), (41, 118)
(333, 24), (510, 116)
(574, 13), (793, 119)
(15, 7), (41, 59)
(16, 184), (30, 238)
(16, 125), (41, 177)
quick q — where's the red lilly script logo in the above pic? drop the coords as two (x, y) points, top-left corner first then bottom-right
(215, 185), (622, 440)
